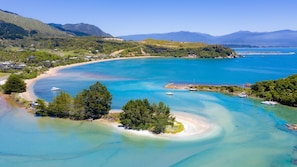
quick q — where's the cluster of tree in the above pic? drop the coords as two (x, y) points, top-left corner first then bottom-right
(251, 74), (297, 106)
(119, 99), (175, 134)
(142, 44), (236, 58)
(0, 22), (28, 39)
(8, 37), (139, 55)
(192, 85), (244, 94)
(35, 82), (112, 120)
(0, 50), (60, 64)
(2, 74), (26, 94)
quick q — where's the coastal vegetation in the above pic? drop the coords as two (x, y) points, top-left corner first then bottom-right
(35, 81), (112, 120)
(141, 39), (237, 58)
(190, 85), (246, 94)
(120, 99), (175, 134)
(251, 74), (297, 107)
(2, 74), (26, 94)
(166, 74), (297, 108)
(165, 83), (248, 96)
(32, 82), (179, 134)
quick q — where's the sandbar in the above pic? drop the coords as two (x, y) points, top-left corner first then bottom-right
(96, 110), (220, 141)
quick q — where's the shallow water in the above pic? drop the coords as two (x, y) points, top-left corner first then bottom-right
(1, 48), (297, 166)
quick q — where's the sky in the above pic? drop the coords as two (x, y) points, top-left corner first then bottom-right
(1, 0), (297, 36)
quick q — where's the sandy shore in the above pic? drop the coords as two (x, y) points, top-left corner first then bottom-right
(96, 110), (220, 141)
(19, 56), (156, 102)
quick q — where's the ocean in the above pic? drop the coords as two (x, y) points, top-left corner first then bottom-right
(1, 47), (297, 166)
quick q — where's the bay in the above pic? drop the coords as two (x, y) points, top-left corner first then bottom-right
(1, 48), (297, 167)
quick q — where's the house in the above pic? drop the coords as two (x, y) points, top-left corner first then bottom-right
(14, 63), (27, 70)
(27, 55), (36, 61)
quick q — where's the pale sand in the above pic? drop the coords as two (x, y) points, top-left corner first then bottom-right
(19, 56), (156, 102)
(96, 110), (220, 141)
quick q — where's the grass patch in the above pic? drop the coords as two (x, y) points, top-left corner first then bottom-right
(165, 121), (184, 134)
(0, 73), (10, 78)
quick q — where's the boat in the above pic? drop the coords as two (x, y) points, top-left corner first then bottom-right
(261, 101), (277, 105)
(238, 92), (248, 98)
(166, 92), (173, 95)
(51, 87), (61, 91)
(189, 88), (197, 91)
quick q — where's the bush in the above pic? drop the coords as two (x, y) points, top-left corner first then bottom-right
(3, 74), (26, 94)
(120, 99), (175, 134)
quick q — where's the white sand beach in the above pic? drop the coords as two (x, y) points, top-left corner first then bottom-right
(96, 110), (219, 141)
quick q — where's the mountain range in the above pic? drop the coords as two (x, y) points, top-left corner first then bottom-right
(48, 23), (112, 37)
(120, 30), (297, 47)
(1, 8), (297, 47)
(0, 9), (112, 38)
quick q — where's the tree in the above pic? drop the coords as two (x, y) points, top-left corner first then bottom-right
(32, 81), (112, 120)
(81, 81), (112, 119)
(120, 99), (152, 130)
(71, 91), (87, 120)
(120, 99), (175, 134)
(35, 99), (48, 116)
(3, 74), (26, 94)
(151, 102), (175, 134)
(251, 74), (297, 106)
(47, 91), (73, 118)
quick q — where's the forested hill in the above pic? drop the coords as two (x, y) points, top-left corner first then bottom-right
(0, 21), (30, 39)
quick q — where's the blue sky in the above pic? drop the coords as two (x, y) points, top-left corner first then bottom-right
(1, 0), (297, 36)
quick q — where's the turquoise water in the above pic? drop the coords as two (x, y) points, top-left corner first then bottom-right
(1, 48), (297, 166)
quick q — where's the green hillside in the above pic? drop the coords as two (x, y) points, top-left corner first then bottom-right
(0, 21), (29, 39)
(0, 9), (67, 37)
(140, 39), (237, 58)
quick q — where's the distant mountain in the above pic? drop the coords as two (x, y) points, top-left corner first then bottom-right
(0, 9), (67, 37)
(120, 30), (297, 47)
(49, 23), (112, 37)
(217, 30), (297, 47)
(120, 31), (214, 43)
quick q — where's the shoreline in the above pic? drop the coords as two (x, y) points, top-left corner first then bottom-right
(96, 110), (220, 141)
(15, 55), (219, 140)
(19, 56), (157, 102)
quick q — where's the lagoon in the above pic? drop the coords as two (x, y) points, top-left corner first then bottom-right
(1, 48), (297, 166)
